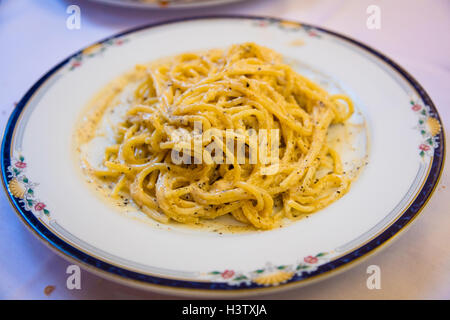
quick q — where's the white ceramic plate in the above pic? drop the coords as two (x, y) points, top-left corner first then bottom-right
(88, 0), (248, 9)
(2, 16), (444, 297)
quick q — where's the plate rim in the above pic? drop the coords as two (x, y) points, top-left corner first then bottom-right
(87, 0), (247, 10)
(1, 15), (445, 297)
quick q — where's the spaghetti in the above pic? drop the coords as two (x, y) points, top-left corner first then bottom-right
(84, 43), (354, 230)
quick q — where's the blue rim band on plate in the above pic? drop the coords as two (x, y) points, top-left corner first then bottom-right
(1, 15), (445, 293)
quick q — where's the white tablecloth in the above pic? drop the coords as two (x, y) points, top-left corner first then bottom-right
(0, 0), (449, 299)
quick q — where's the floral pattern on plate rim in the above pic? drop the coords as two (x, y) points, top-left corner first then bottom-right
(253, 18), (322, 38)
(68, 37), (129, 71)
(203, 252), (330, 286)
(410, 99), (442, 157)
(7, 155), (49, 217)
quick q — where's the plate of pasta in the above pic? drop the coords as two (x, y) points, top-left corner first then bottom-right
(2, 16), (444, 296)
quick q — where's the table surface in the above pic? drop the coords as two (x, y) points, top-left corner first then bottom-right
(0, 0), (449, 299)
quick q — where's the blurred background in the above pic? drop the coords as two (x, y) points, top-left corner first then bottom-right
(0, 0), (449, 299)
